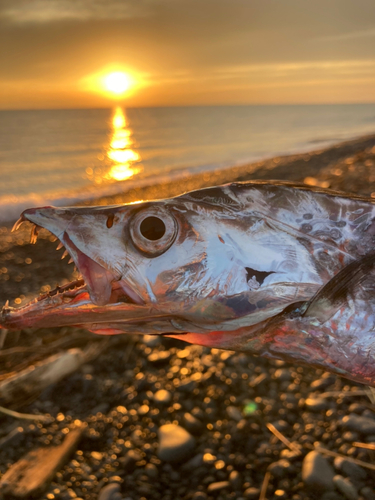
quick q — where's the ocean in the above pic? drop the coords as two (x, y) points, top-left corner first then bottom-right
(1, 103), (375, 222)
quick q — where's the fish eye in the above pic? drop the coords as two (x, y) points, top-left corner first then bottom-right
(129, 208), (177, 257)
(140, 216), (166, 241)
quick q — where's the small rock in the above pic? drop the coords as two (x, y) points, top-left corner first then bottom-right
(98, 483), (121, 500)
(144, 463), (158, 479)
(273, 368), (292, 381)
(244, 487), (261, 499)
(207, 481), (230, 493)
(178, 379), (197, 392)
(147, 350), (171, 365)
(333, 475), (358, 500)
(310, 375), (336, 390)
(153, 389), (172, 404)
(183, 413), (204, 435)
(143, 335), (161, 347)
(229, 470), (242, 490)
(226, 405), (242, 422)
(302, 451), (335, 492)
(361, 486), (375, 500)
(268, 459), (293, 478)
(341, 414), (375, 434)
(321, 493), (346, 500)
(334, 457), (367, 483)
(305, 397), (329, 411)
(192, 492), (208, 500)
(118, 449), (142, 472)
(157, 424), (196, 463)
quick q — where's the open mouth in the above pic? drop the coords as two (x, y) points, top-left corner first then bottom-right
(10, 211), (144, 313)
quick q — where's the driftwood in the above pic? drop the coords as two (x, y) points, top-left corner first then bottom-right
(0, 341), (107, 407)
(0, 423), (85, 498)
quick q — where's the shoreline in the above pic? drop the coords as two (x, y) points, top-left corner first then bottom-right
(1, 132), (375, 225)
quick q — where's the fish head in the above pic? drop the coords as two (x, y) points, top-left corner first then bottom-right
(1, 185), (322, 338)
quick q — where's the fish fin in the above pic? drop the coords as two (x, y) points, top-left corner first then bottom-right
(302, 252), (375, 323)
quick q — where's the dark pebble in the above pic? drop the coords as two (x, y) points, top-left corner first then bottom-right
(192, 492), (208, 500)
(361, 486), (375, 500)
(183, 412), (204, 435)
(341, 414), (375, 434)
(157, 424), (196, 463)
(244, 487), (261, 499)
(98, 483), (121, 500)
(305, 397), (329, 411)
(119, 449), (143, 472)
(302, 451), (335, 491)
(333, 475), (358, 500)
(229, 470), (242, 490)
(334, 457), (367, 483)
(268, 459), (293, 478)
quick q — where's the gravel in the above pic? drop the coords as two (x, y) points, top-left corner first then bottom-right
(1, 135), (375, 499)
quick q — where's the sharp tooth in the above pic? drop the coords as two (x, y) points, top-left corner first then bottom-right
(30, 224), (41, 244)
(12, 216), (26, 233)
(61, 250), (69, 260)
(56, 242), (64, 251)
(68, 257), (74, 264)
(5, 300), (9, 308)
(50, 236), (57, 242)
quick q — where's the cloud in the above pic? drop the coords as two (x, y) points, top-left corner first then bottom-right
(0, 0), (151, 23)
(316, 27), (375, 42)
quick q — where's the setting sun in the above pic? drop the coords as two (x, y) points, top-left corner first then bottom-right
(104, 72), (131, 95)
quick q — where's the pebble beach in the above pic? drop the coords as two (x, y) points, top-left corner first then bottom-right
(1, 134), (375, 500)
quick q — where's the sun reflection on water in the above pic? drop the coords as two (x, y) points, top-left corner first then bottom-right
(105, 107), (142, 181)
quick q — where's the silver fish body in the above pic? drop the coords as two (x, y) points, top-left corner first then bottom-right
(2, 181), (375, 386)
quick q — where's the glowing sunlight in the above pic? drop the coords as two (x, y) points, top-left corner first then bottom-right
(104, 72), (131, 95)
(105, 107), (142, 181)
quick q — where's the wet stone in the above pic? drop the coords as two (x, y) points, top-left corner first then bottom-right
(302, 451), (335, 492)
(333, 475), (358, 500)
(341, 414), (375, 434)
(157, 424), (196, 463)
(153, 389), (172, 404)
(98, 482), (122, 500)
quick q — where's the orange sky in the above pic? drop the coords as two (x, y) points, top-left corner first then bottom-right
(1, 0), (375, 109)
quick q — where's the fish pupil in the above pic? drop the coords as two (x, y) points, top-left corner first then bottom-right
(140, 216), (166, 241)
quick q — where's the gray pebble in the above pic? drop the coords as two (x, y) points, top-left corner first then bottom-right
(98, 483), (121, 500)
(305, 397), (329, 411)
(244, 487), (261, 499)
(144, 463), (158, 479)
(192, 492), (208, 500)
(183, 412), (204, 435)
(226, 405), (242, 422)
(273, 368), (292, 381)
(229, 470), (242, 490)
(157, 423), (195, 462)
(341, 414), (375, 434)
(334, 457), (367, 482)
(333, 475), (358, 500)
(268, 459), (293, 478)
(143, 334), (161, 347)
(302, 451), (335, 491)
(153, 389), (172, 404)
(361, 486), (375, 500)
